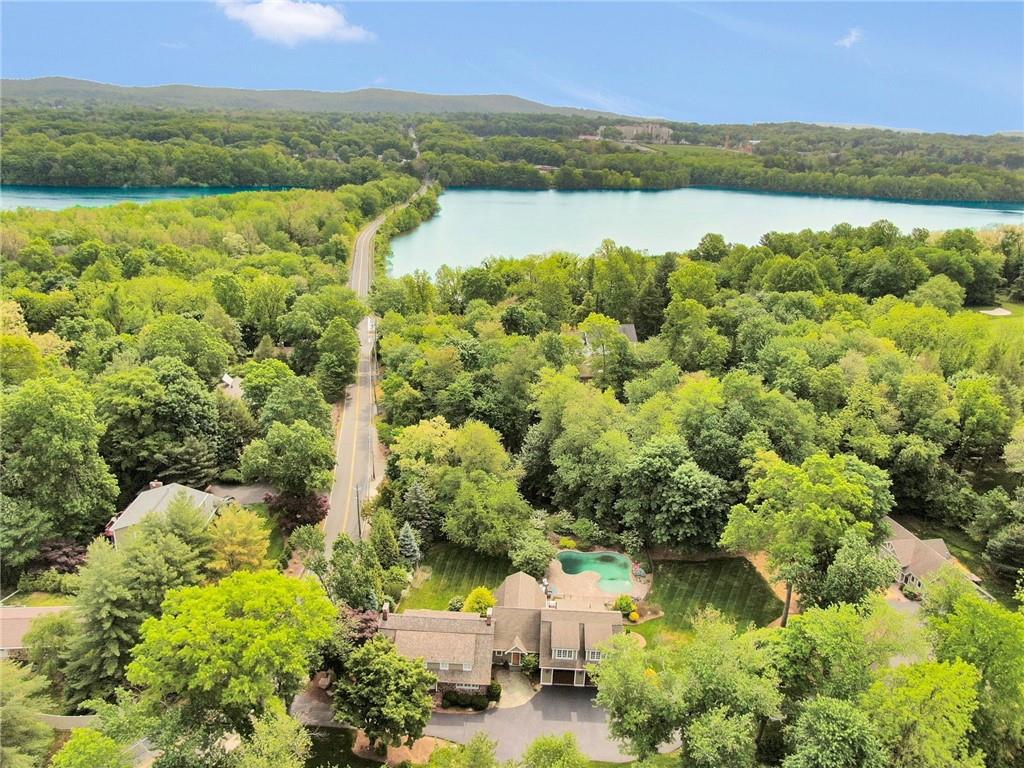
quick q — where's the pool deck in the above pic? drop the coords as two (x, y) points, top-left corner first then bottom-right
(548, 552), (650, 604)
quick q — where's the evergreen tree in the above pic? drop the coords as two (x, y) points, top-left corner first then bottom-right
(63, 540), (143, 706)
(398, 521), (421, 566)
(370, 508), (401, 569)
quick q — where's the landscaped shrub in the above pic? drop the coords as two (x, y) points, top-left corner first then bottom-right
(381, 565), (411, 605)
(901, 583), (922, 601)
(447, 595), (465, 611)
(265, 492), (329, 534)
(613, 595), (637, 616)
(441, 690), (490, 710)
(35, 539), (87, 573)
(628, 611), (640, 623)
(17, 568), (79, 595)
(463, 586), (497, 616)
(558, 537), (578, 550)
(486, 680), (502, 702)
(569, 518), (603, 549)
(520, 654), (539, 676)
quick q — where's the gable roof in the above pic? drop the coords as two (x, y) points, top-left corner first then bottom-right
(884, 516), (978, 583)
(495, 572), (547, 609)
(110, 483), (223, 534)
(378, 609), (494, 686)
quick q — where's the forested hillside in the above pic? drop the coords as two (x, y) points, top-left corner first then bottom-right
(4, 103), (1023, 201)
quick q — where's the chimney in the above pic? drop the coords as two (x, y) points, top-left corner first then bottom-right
(149, 480), (163, 489)
(382, 602), (390, 621)
(485, 607), (493, 626)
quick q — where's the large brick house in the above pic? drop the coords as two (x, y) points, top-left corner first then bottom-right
(378, 571), (623, 693)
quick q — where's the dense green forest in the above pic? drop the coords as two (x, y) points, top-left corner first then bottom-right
(0, 176), (420, 572)
(4, 105), (1023, 201)
(2, 176), (1023, 768)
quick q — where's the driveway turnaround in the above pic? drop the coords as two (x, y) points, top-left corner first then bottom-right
(425, 687), (630, 762)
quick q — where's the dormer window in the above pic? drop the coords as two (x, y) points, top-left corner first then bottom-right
(554, 648), (576, 660)
(587, 649), (603, 662)
(439, 662), (449, 671)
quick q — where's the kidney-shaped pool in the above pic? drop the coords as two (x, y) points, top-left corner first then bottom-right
(556, 550), (634, 595)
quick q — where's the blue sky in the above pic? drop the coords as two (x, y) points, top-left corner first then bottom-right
(2, 2), (1022, 134)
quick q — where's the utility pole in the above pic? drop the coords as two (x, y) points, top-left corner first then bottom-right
(355, 485), (363, 540)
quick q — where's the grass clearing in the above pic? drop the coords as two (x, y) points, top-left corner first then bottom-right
(248, 502), (285, 564)
(1, 591), (71, 607)
(400, 544), (513, 612)
(977, 299), (1024, 334)
(590, 753), (679, 767)
(637, 557), (782, 646)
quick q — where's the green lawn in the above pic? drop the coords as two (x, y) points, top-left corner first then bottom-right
(305, 727), (379, 768)
(636, 557), (782, 645)
(248, 502), (285, 564)
(400, 544), (514, 612)
(590, 753), (679, 767)
(1, 591), (71, 607)
(893, 515), (1018, 610)
(977, 299), (1024, 333)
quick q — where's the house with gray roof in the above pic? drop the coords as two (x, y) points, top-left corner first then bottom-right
(106, 481), (225, 547)
(377, 607), (495, 693)
(883, 516), (982, 591)
(0, 606), (70, 659)
(379, 571), (623, 692)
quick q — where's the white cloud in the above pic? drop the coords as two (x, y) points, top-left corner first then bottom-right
(218, 0), (372, 46)
(835, 28), (864, 49)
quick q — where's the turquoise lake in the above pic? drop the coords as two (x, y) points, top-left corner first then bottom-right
(389, 188), (1024, 275)
(0, 185), (284, 211)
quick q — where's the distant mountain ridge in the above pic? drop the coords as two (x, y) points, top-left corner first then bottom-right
(1, 77), (617, 117)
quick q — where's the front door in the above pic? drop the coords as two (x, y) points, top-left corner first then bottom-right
(510, 652), (522, 666)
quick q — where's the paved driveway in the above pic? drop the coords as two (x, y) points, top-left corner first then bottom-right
(426, 687), (630, 762)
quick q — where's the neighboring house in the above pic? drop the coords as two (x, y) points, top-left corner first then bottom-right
(106, 481), (225, 547)
(0, 606), (70, 659)
(379, 571), (623, 691)
(218, 373), (243, 400)
(883, 516), (983, 592)
(577, 323), (638, 382)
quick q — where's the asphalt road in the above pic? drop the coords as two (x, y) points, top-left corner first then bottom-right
(323, 212), (385, 548)
(426, 687), (633, 762)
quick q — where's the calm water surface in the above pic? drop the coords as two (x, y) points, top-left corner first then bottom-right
(390, 188), (1024, 275)
(0, 185), (284, 210)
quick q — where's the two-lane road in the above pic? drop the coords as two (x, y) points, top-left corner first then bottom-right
(323, 212), (386, 548)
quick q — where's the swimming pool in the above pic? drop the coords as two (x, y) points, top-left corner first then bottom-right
(556, 550), (634, 595)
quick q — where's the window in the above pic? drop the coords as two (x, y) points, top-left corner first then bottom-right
(455, 684), (478, 691)
(439, 662), (449, 671)
(554, 648), (576, 660)
(462, 664), (473, 672)
(587, 650), (603, 662)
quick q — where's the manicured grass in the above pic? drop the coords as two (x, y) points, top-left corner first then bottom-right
(248, 502), (285, 564)
(648, 143), (761, 164)
(638, 557), (782, 645)
(400, 544), (514, 612)
(1, 591), (72, 607)
(590, 753), (679, 767)
(305, 727), (379, 768)
(893, 515), (1018, 610)
(977, 299), (1024, 329)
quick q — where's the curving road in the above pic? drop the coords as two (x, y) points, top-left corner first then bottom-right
(323, 213), (385, 548)
(322, 181), (426, 549)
